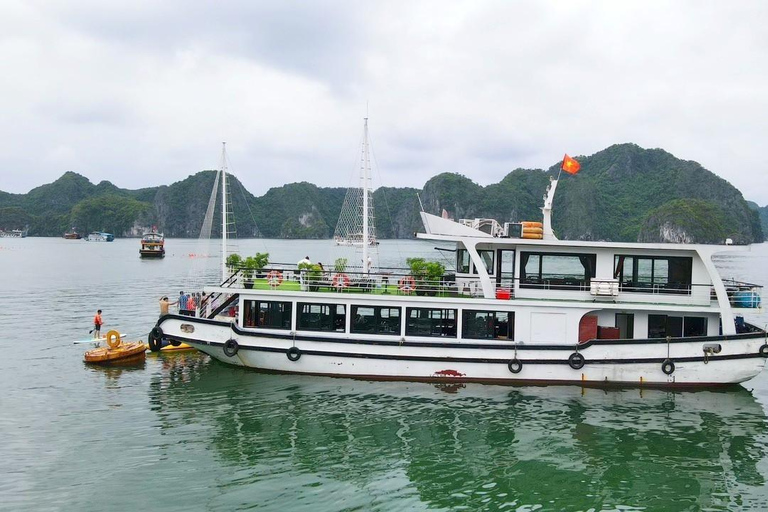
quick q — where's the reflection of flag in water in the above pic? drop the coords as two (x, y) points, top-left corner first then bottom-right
(561, 154), (580, 175)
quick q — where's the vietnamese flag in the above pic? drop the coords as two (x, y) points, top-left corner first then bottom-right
(561, 154), (580, 175)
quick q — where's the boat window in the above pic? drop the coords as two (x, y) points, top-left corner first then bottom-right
(457, 249), (470, 274)
(351, 306), (401, 335)
(405, 308), (457, 338)
(684, 316), (707, 337)
(243, 300), (292, 329)
(297, 303), (346, 332)
(614, 255), (692, 294)
(648, 314), (683, 338)
(519, 252), (596, 290)
(462, 310), (513, 340)
(478, 250), (494, 275)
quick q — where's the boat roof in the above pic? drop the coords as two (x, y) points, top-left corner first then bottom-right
(417, 232), (750, 256)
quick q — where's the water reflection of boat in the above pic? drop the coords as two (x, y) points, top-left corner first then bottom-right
(149, 360), (768, 510)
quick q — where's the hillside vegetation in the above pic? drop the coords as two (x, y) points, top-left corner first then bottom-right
(0, 144), (763, 244)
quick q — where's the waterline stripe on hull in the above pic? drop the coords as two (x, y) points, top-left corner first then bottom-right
(167, 334), (765, 366)
(230, 367), (741, 389)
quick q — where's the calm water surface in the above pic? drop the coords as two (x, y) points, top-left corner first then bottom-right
(2, 238), (768, 511)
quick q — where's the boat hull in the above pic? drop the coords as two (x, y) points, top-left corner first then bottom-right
(156, 314), (768, 387)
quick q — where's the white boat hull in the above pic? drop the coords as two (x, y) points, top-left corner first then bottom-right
(156, 315), (768, 387)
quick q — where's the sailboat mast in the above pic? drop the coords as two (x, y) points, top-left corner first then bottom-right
(362, 117), (370, 272)
(221, 142), (228, 282)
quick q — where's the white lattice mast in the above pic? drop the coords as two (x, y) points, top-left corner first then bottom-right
(221, 143), (227, 282)
(362, 117), (370, 272)
(219, 143), (239, 282)
(333, 117), (378, 272)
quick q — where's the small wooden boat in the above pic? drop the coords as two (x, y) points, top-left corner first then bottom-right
(84, 331), (146, 365)
(139, 231), (165, 258)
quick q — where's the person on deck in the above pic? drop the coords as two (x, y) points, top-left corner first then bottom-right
(298, 255), (311, 267)
(178, 291), (190, 316)
(159, 296), (174, 316)
(93, 310), (103, 339)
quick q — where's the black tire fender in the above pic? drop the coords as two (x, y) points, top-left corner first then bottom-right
(508, 359), (523, 374)
(759, 344), (768, 357)
(223, 338), (239, 357)
(661, 359), (675, 375)
(147, 326), (164, 352)
(287, 347), (302, 362)
(568, 352), (585, 370)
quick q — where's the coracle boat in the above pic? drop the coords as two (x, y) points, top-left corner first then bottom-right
(84, 331), (146, 365)
(139, 231), (165, 258)
(150, 144), (766, 387)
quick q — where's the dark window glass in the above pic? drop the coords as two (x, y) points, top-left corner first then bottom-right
(457, 249), (470, 274)
(297, 303), (346, 332)
(614, 255), (692, 294)
(684, 317), (707, 337)
(648, 314), (683, 338)
(406, 308), (457, 338)
(667, 316), (683, 337)
(520, 252), (596, 290)
(351, 306), (401, 335)
(648, 314), (667, 338)
(462, 310), (513, 340)
(478, 250), (494, 275)
(243, 300), (292, 329)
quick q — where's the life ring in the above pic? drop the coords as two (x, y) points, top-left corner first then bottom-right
(661, 359), (675, 375)
(287, 346), (302, 361)
(398, 275), (416, 293)
(223, 338), (239, 357)
(759, 344), (768, 357)
(332, 273), (350, 289)
(267, 270), (283, 287)
(148, 326), (164, 352)
(508, 359), (523, 374)
(106, 330), (121, 349)
(568, 352), (585, 370)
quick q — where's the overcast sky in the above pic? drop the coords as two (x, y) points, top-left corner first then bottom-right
(1, 1), (767, 204)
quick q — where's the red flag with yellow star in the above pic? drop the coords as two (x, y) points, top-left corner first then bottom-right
(561, 154), (580, 175)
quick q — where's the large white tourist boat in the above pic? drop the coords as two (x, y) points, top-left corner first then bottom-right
(151, 145), (767, 387)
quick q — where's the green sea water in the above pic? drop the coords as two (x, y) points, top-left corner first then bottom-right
(1, 238), (768, 511)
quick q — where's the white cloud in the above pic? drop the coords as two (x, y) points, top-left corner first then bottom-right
(0, 0), (766, 204)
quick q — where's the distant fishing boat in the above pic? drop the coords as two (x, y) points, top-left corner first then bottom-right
(85, 232), (114, 242)
(139, 231), (165, 258)
(63, 229), (82, 239)
(0, 228), (28, 238)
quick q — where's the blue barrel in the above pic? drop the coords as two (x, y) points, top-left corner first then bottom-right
(732, 290), (761, 308)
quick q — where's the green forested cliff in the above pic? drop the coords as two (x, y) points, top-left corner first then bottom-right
(0, 144), (763, 243)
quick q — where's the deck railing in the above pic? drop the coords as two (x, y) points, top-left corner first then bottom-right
(216, 264), (763, 309)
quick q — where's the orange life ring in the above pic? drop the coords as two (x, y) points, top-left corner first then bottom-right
(332, 273), (350, 288)
(106, 330), (121, 349)
(398, 275), (416, 293)
(266, 270), (283, 286)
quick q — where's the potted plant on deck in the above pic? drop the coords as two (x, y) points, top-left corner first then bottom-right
(406, 258), (446, 296)
(241, 252), (269, 288)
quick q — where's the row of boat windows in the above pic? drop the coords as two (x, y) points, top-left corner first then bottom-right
(243, 300), (513, 340)
(457, 249), (694, 294)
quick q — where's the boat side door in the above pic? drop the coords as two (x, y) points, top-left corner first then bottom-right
(496, 249), (515, 289)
